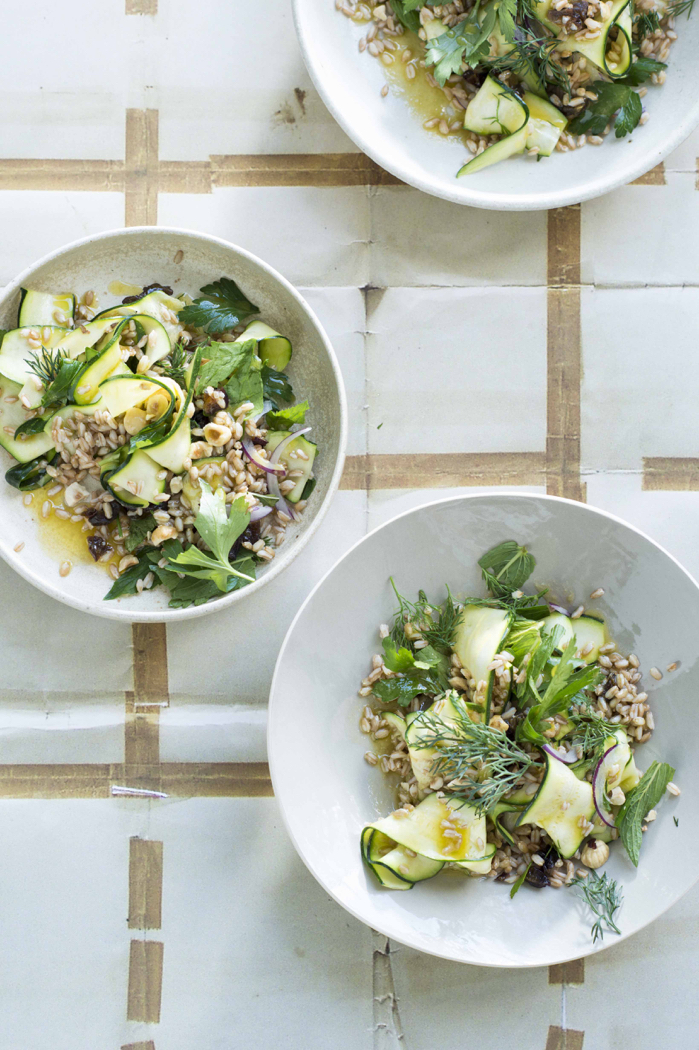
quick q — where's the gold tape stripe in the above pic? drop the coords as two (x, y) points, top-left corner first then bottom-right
(0, 159), (124, 192)
(121, 1043), (156, 1050)
(126, 0), (157, 11)
(125, 109), (159, 227)
(546, 207), (584, 503)
(642, 456), (699, 490)
(545, 1026), (585, 1050)
(0, 153), (668, 193)
(128, 838), (164, 930)
(548, 959), (585, 984)
(132, 624), (169, 705)
(631, 163), (666, 186)
(339, 452), (546, 491)
(127, 940), (164, 1023)
(0, 762), (273, 798)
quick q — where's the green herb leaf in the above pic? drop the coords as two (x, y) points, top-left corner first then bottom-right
(425, 7), (496, 85)
(622, 56), (666, 84)
(300, 477), (316, 501)
(223, 339), (263, 416)
(568, 80), (646, 139)
(125, 512), (156, 553)
(674, 816), (679, 827)
(261, 365), (294, 409)
(158, 341), (188, 387)
(178, 277), (259, 334)
(382, 638), (417, 673)
(478, 540), (536, 599)
(104, 546), (161, 600)
(266, 399), (309, 429)
(497, 0), (517, 41)
(616, 760), (675, 865)
(486, 34), (571, 98)
(166, 484), (253, 588)
(634, 10), (660, 36)
(197, 339), (250, 391)
(389, 0), (421, 31)
(572, 871), (623, 942)
(13, 415), (50, 439)
(43, 357), (84, 407)
(510, 863), (531, 899)
(668, 0), (694, 17)
(162, 553), (257, 608)
(26, 346), (66, 389)
(256, 492), (280, 507)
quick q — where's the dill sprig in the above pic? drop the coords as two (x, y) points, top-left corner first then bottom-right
(158, 341), (188, 386)
(413, 706), (535, 814)
(572, 870), (623, 942)
(388, 580), (463, 655)
(569, 711), (621, 761)
(26, 346), (67, 388)
(669, 0), (694, 17)
(486, 36), (571, 99)
(634, 9), (660, 36)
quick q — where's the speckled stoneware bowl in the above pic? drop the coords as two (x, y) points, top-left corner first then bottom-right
(294, 0), (699, 210)
(0, 228), (347, 622)
(269, 493), (696, 966)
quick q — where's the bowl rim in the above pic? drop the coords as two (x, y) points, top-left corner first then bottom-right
(0, 225), (348, 623)
(268, 490), (699, 965)
(292, 0), (699, 211)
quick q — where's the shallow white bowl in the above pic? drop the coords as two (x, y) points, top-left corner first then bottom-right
(269, 493), (696, 966)
(294, 0), (699, 210)
(0, 228), (347, 622)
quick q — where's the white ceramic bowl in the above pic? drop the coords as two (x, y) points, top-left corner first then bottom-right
(269, 493), (696, 966)
(0, 228), (347, 622)
(294, 0), (699, 210)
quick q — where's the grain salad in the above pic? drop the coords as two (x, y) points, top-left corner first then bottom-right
(0, 280), (318, 607)
(359, 540), (678, 943)
(338, 0), (684, 175)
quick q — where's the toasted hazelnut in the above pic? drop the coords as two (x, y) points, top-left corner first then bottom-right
(203, 422), (232, 447)
(145, 391), (170, 421)
(608, 786), (626, 807)
(190, 441), (213, 460)
(124, 407), (148, 434)
(488, 715), (509, 733)
(150, 524), (178, 545)
(63, 482), (91, 508)
(118, 554), (139, 572)
(580, 838), (609, 869)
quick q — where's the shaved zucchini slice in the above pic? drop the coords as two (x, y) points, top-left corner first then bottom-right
(453, 605), (511, 720)
(540, 612), (607, 663)
(369, 792), (491, 871)
(96, 289), (185, 346)
(104, 448), (166, 507)
(145, 383), (192, 473)
(517, 752), (595, 858)
(73, 321), (128, 405)
(18, 289), (75, 327)
(181, 455), (226, 513)
(0, 378), (55, 463)
(0, 326), (68, 385)
(457, 124), (529, 176)
(361, 827), (444, 889)
(98, 373), (173, 420)
(534, 0), (632, 77)
(235, 320), (292, 371)
(464, 76), (529, 136)
(522, 92), (568, 130)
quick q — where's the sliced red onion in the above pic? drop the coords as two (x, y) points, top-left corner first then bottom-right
(266, 427), (313, 522)
(548, 603), (569, 616)
(592, 743), (620, 828)
(542, 743), (577, 764)
(242, 435), (285, 475)
(250, 504), (273, 523)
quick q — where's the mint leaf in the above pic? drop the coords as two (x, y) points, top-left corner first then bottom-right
(616, 761), (676, 866)
(198, 339), (250, 390)
(478, 540), (536, 598)
(178, 277), (258, 334)
(125, 512), (156, 553)
(510, 863), (531, 898)
(261, 365), (294, 408)
(225, 357), (263, 416)
(14, 416), (50, 439)
(266, 399), (309, 429)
